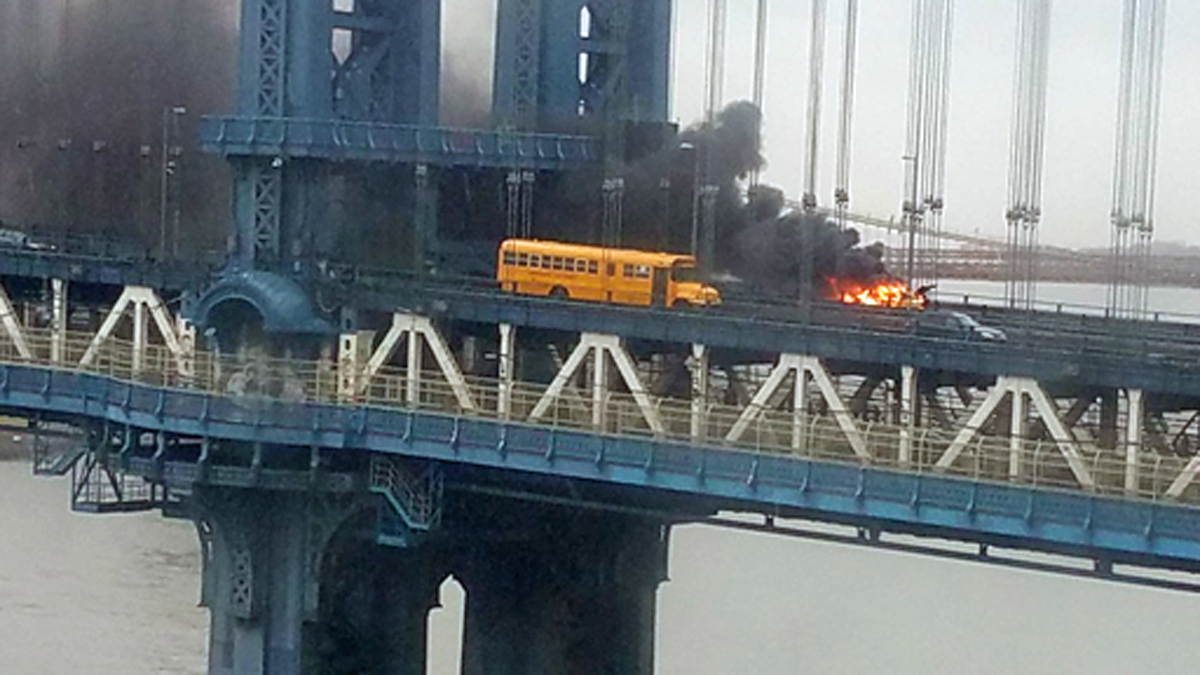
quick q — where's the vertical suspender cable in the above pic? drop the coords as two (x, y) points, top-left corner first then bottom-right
(930, 0), (955, 286)
(834, 0), (859, 229)
(1139, 0), (1166, 314)
(694, 0), (726, 270)
(1028, 0), (1051, 307)
(802, 0), (827, 212)
(750, 0), (768, 187)
(1004, 0), (1026, 306)
(799, 0), (827, 308)
(704, 0), (727, 127)
(1006, 0), (1052, 310)
(902, 0), (924, 287)
(902, 0), (954, 289)
(1108, 0), (1136, 313)
(918, 0), (937, 282)
(1108, 0), (1166, 318)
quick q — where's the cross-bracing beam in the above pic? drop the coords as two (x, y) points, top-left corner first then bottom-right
(528, 333), (664, 435)
(936, 376), (1096, 489)
(346, 312), (477, 412)
(725, 354), (869, 459)
(0, 282), (32, 360)
(79, 286), (194, 379)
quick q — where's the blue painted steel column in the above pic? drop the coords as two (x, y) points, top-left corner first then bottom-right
(200, 489), (315, 675)
(627, 0), (672, 122)
(198, 486), (448, 674)
(493, 0), (670, 130)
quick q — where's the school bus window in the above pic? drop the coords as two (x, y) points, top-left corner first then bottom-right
(622, 264), (632, 277)
(517, 253), (529, 266)
(529, 254), (540, 267)
(671, 264), (699, 282)
(588, 261), (599, 274)
(543, 256), (553, 269)
(503, 251), (517, 265)
(550, 257), (562, 270)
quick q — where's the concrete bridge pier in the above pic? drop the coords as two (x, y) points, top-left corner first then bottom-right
(457, 515), (670, 675)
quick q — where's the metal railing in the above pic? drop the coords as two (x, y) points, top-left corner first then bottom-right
(2, 327), (1197, 507)
(369, 455), (443, 530)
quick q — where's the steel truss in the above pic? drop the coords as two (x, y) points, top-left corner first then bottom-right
(8, 286), (1200, 580)
(320, 310), (1200, 504)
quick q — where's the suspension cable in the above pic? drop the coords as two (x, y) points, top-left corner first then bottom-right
(802, 0), (827, 212)
(834, 0), (859, 229)
(750, 0), (769, 187)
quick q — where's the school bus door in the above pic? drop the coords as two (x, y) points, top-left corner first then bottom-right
(651, 267), (669, 307)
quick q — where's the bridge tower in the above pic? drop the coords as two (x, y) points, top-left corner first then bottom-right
(205, 0), (672, 277)
(189, 1), (677, 672)
(493, 0), (672, 132)
(223, 0), (441, 272)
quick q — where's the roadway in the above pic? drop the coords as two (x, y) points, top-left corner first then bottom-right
(0, 244), (1198, 399)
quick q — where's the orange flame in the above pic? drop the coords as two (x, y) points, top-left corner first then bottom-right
(829, 279), (928, 309)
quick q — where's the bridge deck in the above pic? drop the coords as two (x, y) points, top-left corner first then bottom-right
(4, 329), (1200, 577)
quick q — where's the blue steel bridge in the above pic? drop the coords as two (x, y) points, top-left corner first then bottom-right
(0, 0), (1191, 672)
(4, 241), (1200, 672)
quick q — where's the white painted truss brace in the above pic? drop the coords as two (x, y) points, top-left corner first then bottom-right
(936, 376), (1095, 489)
(899, 366), (916, 465)
(689, 344), (710, 440)
(498, 323), (515, 420)
(1167, 455), (1200, 498)
(528, 333), (665, 435)
(1125, 388), (1143, 495)
(337, 330), (376, 402)
(724, 355), (869, 459)
(79, 286), (193, 378)
(0, 283), (32, 360)
(50, 278), (67, 364)
(357, 313), (477, 412)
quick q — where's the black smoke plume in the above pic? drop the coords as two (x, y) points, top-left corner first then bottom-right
(0, 0), (498, 256)
(0, 0), (239, 251)
(540, 100), (892, 298)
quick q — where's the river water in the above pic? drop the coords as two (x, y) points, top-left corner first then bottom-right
(4, 282), (1200, 673)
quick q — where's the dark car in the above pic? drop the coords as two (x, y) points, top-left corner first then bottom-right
(914, 310), (1007, 342)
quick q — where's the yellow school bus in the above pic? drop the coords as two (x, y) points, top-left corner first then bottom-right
(496, 239), (721, 308)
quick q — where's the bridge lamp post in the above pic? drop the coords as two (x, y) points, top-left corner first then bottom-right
(680, 141), (699, 258)
(159, 106), (187, 260)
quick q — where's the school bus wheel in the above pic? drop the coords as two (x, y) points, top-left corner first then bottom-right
(672, 299), (691, 308)
(549, 286), (569, 299)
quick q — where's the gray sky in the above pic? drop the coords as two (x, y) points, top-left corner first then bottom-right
(671, 0), (1200, 248)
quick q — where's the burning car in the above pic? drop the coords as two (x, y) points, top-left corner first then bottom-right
(827, 278), (929, 309)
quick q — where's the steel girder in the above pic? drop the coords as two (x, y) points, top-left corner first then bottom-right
(8, 364), (1200, 578)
